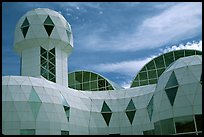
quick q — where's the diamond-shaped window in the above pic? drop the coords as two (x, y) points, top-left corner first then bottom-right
(147, 96), (153, 121)
(101, 101), (112, 126)
(165, 71), (179, 106)
(44, 16), (54, 37)
(125, 99), (136, 125)
(21, 17), (30, 38)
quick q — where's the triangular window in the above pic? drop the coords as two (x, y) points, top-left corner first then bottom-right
(125, 99), (136, 124)
(147, 96), (153, 121)
(101, 101), (112, 126)
(43, 16), (54, 36)
(21, 17), (30, 38)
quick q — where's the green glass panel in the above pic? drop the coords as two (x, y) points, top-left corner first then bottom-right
(29, 88), (41, 103)
(149, 79), (157, 84)
(140, 66), (147, 72)
(49, 48), (55, 55)
(20, 129), (35, 135)
(101, 112), (112, 126)
(101, 101), (111, 112)
(75, 72), (82, 83)
(83, 72), (90, 82)
(44, 16), (54, 25)
(75, 84), (82, 90)
(90, 81), (97, 90)
(49, 72), (55, 82)
(48, 62), (54, 70)
(147, 96), (153, 121)
(143, 130), (154, 135)
(165, 86), (178, 106)
(126, 111), (136, 125)
(99, 87), (106, 91)
(21, 17), (29, 28)
(82, 82), (90, 90)
(157, 68), (165, 77)
(164, 52), (174, 67)
(195, 50), (202, 55)
(41, 57), (47, 66)
(21, 26), (29, 38)
(195, 115), (202, 131)
(49, 67), (55, 75)
(107, 86), (113, 90)
(41, 47), (47, 55)
(155, 56), (165, 68)
(131, 81), (139, 87)
(41, 67), (48, 79)
(148, 70), (157, 79)
(44, 25), (54, 36)
(91, 73), (97, 80)
(165, 71), (178, 89)
(29, 102), (41, 119)
(61, 131), (69, 135)
(48, 52), (54, 60)
(139, 71), (147, 80)
(146, 61), (156, 70)
(185, 50), (196, 56)
(174, 50), (185, 60)
(126, 99), (136, 111)
(98, 79), (105, 88)
(154, 121), (162, 135)
(140, 80), (148, 86)
(68, 73), (75, 85)
(174, 115), (195, 133)
(160, 118), (175, 135)
(50, 77), (55, 82)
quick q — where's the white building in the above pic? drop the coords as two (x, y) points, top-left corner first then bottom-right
(2, 8), (202, 135)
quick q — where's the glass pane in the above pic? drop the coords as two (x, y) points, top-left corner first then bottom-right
(101, 112), (112, 126)
(149, 79), (157, 84)
(146, 61), (156, 70)
(75, 72), (82, 83)
(101, 101), (111, 112)
(165, 71), (178, 89)
(164, 52), (174, 67)
(49, 48), (55, 55)
(165, 86), (178, 106)
(20, 129), (35, 135)
(41, 67), (48, 79)
(90, 81), (97, 90)
(148, 70), (157, 79)
(49, 67), (55, 75)
(44, 16), (54, 25)
(44, 25), (54, 36)
(126, 110), (136, 124)
(41, 57), (47, 66)
(157, 68), (165, 77)
(83, 72), (90, 82)
(91, 73), (97, 80)
(82, 82), (90, 90)
(49, 62), (55, 70)
(68, 73), (75, 85)
(140, 80), (148, 86)
(98, 79), (105, 88)
(21, 26), (29, 38)
(174, 115), (195, 133)
(107, 86), (113, 90)
(143, 130), (154, 135)
(61, 131), (69, 135)
(21, 17), (29, 28)
(48, 52), (54, 61)
(174, 50), (185, 60)
(131, 81), (139, 87)
(139, 71), (147, 80)
(140, 66), (147, 72)
(126, 99), (136, 111)
(154, 121), (162, 135)
(185, 50), (196, 56)
(155, 56), (165, 68)
(195, 115), (202, 131)
(160, 118), (175, 135)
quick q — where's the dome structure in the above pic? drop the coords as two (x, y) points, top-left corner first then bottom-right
(14, 8), (73, 53)
(151, 55), (202, 135)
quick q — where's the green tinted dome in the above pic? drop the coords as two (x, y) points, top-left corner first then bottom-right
(14, 8), (73, 53)
(130, 49), (202, 88)
(68, 70), (124, 91)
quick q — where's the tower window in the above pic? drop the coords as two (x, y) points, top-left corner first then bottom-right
(40, 47), (56, 82)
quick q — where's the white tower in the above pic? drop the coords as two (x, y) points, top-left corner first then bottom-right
(14, 8), (73, 87)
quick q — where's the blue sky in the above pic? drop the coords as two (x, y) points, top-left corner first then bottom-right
(2, 2), (202, 88)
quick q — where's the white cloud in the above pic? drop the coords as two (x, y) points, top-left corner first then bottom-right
(87, 40), (202, 76)
(78, 2), (202, 52)
(161, 40), (202, 53)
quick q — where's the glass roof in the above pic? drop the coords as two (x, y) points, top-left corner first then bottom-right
(68, 70), (124, 91)
(130, 49), (202, 88)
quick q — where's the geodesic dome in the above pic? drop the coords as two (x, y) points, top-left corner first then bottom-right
(152, 55), (202, 135)
(14, 8), (73, 53)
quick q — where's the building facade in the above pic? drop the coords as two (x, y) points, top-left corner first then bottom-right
(2, 8), (202, 135)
